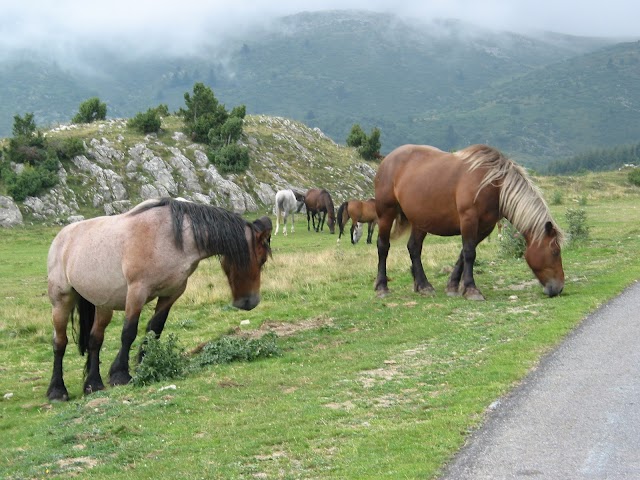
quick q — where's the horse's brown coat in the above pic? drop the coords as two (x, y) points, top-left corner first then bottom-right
(374, 144), (564, 300)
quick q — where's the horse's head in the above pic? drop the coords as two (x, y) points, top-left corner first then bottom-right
(327, 212), (336, 234)
(524, 221), (564, 297)
(221, 216), (272, 310)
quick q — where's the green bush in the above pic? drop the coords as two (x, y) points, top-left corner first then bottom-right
(498, 220), (526, 258)
(209, 144), (250, 174)
(191, 332), (280, 369)
(566, 208), (590, 244)
(72, 97), (107, 124)
(628, 168), (640, 187)
(132, 333), (189, 387)
(47, 137), (85, 161)
(128, 108), (162, 134)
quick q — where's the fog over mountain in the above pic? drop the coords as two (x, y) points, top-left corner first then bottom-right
(2, 0), (638, 67)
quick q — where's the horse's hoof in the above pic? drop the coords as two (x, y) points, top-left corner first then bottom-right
(376, 288), (390, 299)
(84, 381), (106, 395)
(109, 371), (132, 386)
(47, 387), (69, 402)
(416, 286), (436, 296)
(463, 288), (485, 301)
(446, 286), (462, 297)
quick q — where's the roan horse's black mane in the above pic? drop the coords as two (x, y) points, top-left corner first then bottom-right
(133, 198), (251, 269)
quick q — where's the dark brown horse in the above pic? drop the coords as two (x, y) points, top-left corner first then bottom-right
(336, 198), (378, 244)
(304, 188), (336, 233)
(46, 198), (272, 401)
(374, 144), (565, 300)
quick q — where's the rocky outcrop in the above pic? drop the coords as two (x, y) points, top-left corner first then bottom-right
(0, 196), (23, 227)
(5, 116), (376, 226)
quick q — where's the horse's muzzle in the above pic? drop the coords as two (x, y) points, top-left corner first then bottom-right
(233, 294), (260, 311)
(543, 280), (564, 297)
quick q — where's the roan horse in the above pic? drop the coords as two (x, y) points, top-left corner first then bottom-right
(304, 188), (336, 233)
(374, 144), (565, 300)
(46, 197), (272, 401)
(336, 198), (378, 244)
(274, 189), (305, 236)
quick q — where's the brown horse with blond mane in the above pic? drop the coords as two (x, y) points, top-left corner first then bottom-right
(374, 144), (565, 300)
(46, 197), (272, 401)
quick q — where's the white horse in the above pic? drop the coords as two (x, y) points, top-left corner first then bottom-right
(274, 189), (304, 236)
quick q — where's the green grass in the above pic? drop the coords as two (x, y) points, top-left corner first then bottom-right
(1, 173), (640, 478)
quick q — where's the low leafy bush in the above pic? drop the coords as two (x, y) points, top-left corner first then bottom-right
(132, 333), (189, 387)
(628, 168), (640, 187)
(566, 208), (590, 243)
(209, 144), (250, 174)
(132, 332), (281, 387)
(498, 220), (526, 258)
(191, 332), (280, 369)
(128, 108), (162, 134)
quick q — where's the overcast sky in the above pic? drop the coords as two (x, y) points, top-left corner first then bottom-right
(1, 0), (637, 59)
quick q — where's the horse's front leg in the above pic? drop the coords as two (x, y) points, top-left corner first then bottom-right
(307, 211), (312, 231)
(84, 307), (113, 394)
(318, 212), (326, 232)
(408, 227), (435, 295)
(446, 250), (464, 297)
(109, 289), (146, 386)
(366, 222), (374, 244)
(137, 294), (180, 363)
(460, 238), (484, 301)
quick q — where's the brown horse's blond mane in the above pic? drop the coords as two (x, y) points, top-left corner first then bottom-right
(454, 145), (565, 245)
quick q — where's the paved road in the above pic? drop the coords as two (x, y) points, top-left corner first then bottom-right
(440, 280), (640, 479)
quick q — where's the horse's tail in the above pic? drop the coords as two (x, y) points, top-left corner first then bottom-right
(336, 201), (348, 235)
(390, 212), (410, 240)
(74, 295), (95, 356)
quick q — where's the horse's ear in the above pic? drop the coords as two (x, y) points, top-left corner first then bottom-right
(545, 221), (555, 235)
(253, 216), (272, 234)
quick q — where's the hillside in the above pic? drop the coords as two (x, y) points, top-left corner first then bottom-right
(3, 115), (377, 225)
(0, 10), (626, 171)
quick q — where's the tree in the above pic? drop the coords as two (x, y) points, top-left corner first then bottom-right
(12, 113), (37, 138)
(346, 124), (366, 148)
(359, 127), (382, 161)
(72, 97), (107, 124)
(179, 83), (250, 173)
(347, 124), (382, 161)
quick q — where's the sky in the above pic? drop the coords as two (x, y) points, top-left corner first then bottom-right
(1, 0), (638, 61)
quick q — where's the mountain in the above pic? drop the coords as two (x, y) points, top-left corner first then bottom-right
(0, 10), (633, 170)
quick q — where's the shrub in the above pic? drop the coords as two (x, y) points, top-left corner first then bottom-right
(550, 190), (563, 205)
(72, 97), (107, 124)
(191, 332), (280, 369)
(628, 168), (640, 187)
(128, 108), (162, 134)
(566, 208), (590, 244)
(209, 144), (250, 174)
(132, 333), (189, 387)
(498, 220), (526, 258)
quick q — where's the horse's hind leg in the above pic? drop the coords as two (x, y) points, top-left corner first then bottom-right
(46, 295), (75, 401)
(407, 228), (435, 295)
(274, 209), (281, 236)
(374, 214), (394, 297)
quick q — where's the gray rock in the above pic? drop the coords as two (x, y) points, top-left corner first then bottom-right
(0, 196), (23, 227)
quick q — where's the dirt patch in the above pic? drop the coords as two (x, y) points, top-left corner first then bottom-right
(244, 317), (334, 339)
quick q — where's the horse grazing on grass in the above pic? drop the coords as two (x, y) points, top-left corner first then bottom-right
(274, 189), (305, 236)
(304, 188), (336, 233)
(336, 198), (378, 244)
(374, 144), (565, 300)
(46, 197), (272, 401)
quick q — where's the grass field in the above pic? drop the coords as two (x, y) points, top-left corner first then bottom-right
(1, 171), (640, 479)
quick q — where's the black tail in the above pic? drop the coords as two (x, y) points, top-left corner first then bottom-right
(75, 296), (95, 356)
(336, 201), (347, 236)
